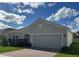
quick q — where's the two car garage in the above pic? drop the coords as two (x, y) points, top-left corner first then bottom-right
(21, 19), (73, 49)
(31, 33), (64, 49)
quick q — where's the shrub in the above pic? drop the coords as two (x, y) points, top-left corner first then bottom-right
(62, 46), (68, 51)
(2, 36), (8, 46)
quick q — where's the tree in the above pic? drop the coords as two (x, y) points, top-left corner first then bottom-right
(2, 36), (8, 46)
(77, 31), (79, 38)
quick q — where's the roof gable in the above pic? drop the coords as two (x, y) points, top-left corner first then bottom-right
(8, 18), (72, 33)
(23, 18), (69, 32)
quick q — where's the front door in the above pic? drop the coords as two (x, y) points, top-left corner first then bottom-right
(24, 34), (31, 47)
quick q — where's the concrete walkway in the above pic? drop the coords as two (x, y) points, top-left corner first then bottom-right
(0, 48), (59, 57)
(0, 54), (9, 57)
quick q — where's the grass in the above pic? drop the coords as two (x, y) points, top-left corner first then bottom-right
(55, 38), (79, 57)
(0, 46), (23, 53)
(55, 53), (79, 57)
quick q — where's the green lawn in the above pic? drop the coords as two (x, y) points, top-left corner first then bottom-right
(0, 46), (23, 53)
(55, 38), (79, 57)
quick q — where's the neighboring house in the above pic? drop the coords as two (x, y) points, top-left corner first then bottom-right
(0, 28), (15, 45)
(2, 18), (73, 49)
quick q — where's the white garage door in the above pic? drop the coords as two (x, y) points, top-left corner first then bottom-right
(32, 34), (63, 49)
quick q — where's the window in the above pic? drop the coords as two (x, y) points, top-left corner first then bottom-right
(12, 35), (15, 43)
(24, 34), (29, 39)
(64, 34), (66, 37)
(12, 35), (19, 43)
(24, 34), (30, 42)
(16, 36), (18, 39)
(13, 35), (15, 39)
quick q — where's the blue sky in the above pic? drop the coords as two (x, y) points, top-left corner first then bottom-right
(0, 2), (79, 32)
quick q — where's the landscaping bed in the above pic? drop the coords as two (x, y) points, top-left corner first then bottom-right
(55, 38), (79, 57)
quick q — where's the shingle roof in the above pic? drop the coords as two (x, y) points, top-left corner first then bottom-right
(3, 18), (72, 34)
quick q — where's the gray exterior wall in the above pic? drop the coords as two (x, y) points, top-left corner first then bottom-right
(7, 19), (73, 49)
(24, 20), (66, 34)
(8, 31), (24, 39)
(23, 20), (67, 48)
(67, 30), (73, 46)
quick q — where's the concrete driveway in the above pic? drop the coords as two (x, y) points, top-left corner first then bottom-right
(1, 48), (59, 57)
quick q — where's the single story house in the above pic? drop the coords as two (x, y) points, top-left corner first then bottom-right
(8, 19), (73, 49)
(1, 18), (73, 49)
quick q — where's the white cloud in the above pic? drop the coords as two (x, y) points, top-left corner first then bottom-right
(9, 2), (35, 14)
(72, 28), (79, 32)
(67, 18), (79, 32)
(22, 2), (45, 8)
(74, 17), (79, 25)
(9, 2), (56, 14)
(48, 2), (56, 7)
(11, 2), (57, 8)
(17, 8), (34, 14)
(22, 2), (56, 8)
(16, 26), (24, 29)
(7, 2), (19, 4)
(47, 7), (79, 21)
(54, 7), (67, 21)
(73, 17), (79, 32)
(0, 22), (12, 30)
(67, 23), (75, 32)
(67, 23), (73, 29)
(46, 13), (55, 21)
(0, 10), (26, 24)
(46, 7), (79, 32)
(9, 2), (45, 8)
(54, 7), (78, 21)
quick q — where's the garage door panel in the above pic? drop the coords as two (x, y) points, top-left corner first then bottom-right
(33, 34), (62, 49)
